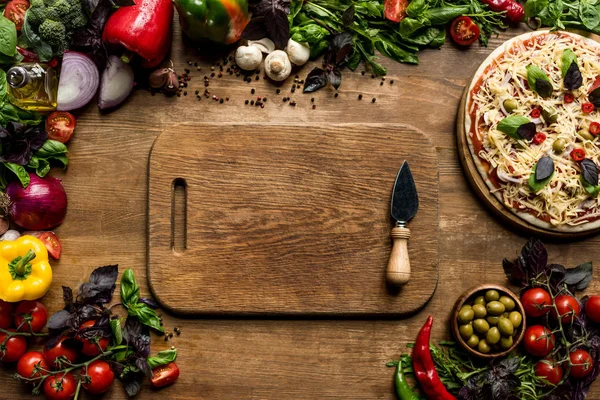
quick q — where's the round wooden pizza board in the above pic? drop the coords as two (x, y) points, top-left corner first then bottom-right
(456, 87), (600, 241)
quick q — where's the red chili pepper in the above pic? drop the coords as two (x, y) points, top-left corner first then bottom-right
(572, 148), (586, 161)
(102, 0), (173, 68)
(583, 102), (595, 113)
(564, 93), (575, 103)
(412, 316), (456, 400)
(479, 0), (524, 23)
(532, 132), (546, 144)
(531, 109), (541, 118)
(16, 46), (39, 62)
(590, 122), (600, 136)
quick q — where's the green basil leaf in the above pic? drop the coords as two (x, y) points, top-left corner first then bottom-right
(561, 49), (577, 78)
(497, 115), (531, 140)
(0, 16), (17, 57)
(401, 27), (442, 46)
(35, 158), (50, 177)
(528, 165), (553, 192)
(375, 39), (418, 65)
(398, 17), (427, 37)
(27, 156), (39, 169)
(526, 65), (553, 98)
(424, 6), (469, 25)
(128, 303), (163, 332)
(110, 318), (123, 346)
(407, 0), (427, 18)
(120, 268), (140, 306)
(4, 162), (30, 188)
(354, 1), (383, 18)
(36, 140), (68, 157)
(581, 0), (600, 29)
(347, 48), (362, 71)
(525, 0), (549, 17)
(147, 350), (178, 369)
(429, 28), (446, 48)
(582, 176), (600, 197)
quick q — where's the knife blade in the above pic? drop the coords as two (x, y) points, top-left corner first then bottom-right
(386, 160), (418, 286)
(391, 161), (419, 225)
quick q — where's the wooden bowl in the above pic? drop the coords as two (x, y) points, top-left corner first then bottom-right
(451, 284), (526, 359)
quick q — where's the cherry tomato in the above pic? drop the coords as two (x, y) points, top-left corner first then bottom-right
(44, 337), (78, 369)
(535, 359), (563, 385)
(450, 16), (480, 46)
(524, 325), (555, 357)
(0, 329), (27, 362)
(590, 122), (600, 136)
(531, 108), (541, 118)
(552, 295), (581, 325)
(45, 112), (76, 144)
(150, 362), (180, 388)
(564, 93), (575, 103)
(570, 349), (593, 378)
(82, 360), (114, 394)
(77, 320), (109, 357)
(590, 76), (600, 93)
(17, 351), (49, 380)
(522, 288), (552, 318)
(38, 232), (61, 260)
(3, 0), (29, 31)
(0, 299), (14, 329)
(585, 295), (600, 323)
(532, 132), (546, 145)
(571, 148), (586, 162)
(384, 0), (408, 22)
(582, 102), (595, 113)
(13, 300), (47, 333)
(43, 372), (77, 400)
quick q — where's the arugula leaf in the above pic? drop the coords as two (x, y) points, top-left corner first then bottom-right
(497, 115), (531, 140)
(147, 350), (178, 369)
(526, 65), (553, 97)
(0, 16), (17, 58)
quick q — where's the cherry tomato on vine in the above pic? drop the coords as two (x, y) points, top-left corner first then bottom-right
(43, 372), (77, 400)
(383, 0), (408, 22)
(585, 295), (600, 323)
(150, 362), (180, 388)
(82, 360), (114, 394)
(3, 0), (29, 31)
(0, 299), (14, 329)
(43, 337), (78, 369)
(0, 330), (27, 363)
(17, 351), (49, 380)
(535, 359), (563, 385)
(524, 325), (555, 357)
(77, 320), (109, 357)
(450, 16), (480, 46)
(521, 288), (552, 318)
(38, 232), (61, 260)
(13, 300), (47, 333)
(45, 111), (76, 144)
(570, 349), (593, 379)
(552, 295), (581, 325)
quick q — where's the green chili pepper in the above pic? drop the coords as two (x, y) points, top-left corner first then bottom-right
(395, 359), (420, 400)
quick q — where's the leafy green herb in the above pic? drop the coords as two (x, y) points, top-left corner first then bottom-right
(0, 15), (17, 58)
(121, 269), (164, 332)
(525, 0), (549, 17)
(147, 350), (178, 369)
(497, 115), (531, 140)
(526, 65), (553, 98)
(579, 0), (600, 30)
(0, 69), (42, 127)
(535, 155), (554, 181)
(580, 158), (599, 186)
(4, 162), (30, 187)
(110, 318), (123, 346)
(582, 175), (600, 197)
(528, 162), (554, 192)
(561, 49), (577, 77)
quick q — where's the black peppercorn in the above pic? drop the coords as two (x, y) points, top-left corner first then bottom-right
(245, 100), (249, 105)
(372, 98), (376, 103)
(358, 94), (363, 100)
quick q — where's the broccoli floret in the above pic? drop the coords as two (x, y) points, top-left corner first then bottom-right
(29, 0), (87, 57)
(26, 0), (46, 27)
(38, 19), (68, 49)
(48, 0), (87, 30)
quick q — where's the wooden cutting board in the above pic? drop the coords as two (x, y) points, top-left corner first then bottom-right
(147, 124), (439, 316)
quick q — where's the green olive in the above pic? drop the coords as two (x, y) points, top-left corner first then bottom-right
(578, 129), (594, 141)
(472, 304), (487, 319)
(473, 318), (490, 334)
(486, 316), (500, 326)
(542, 107), (558, 124)
(478, 339), (491, 354)
(467, 334), (480, 348)
(486, 327), (501, 345)
(486, 301), (506, 316)
(500, 335), (514, 350)
(458, 307), (475, 323)
(508, 311), (522, 328)
(553, 138), (567, 153)
(503, 98), (518, 113)
(499, 296), (515, 311)
(459, 323), (474, 340)
(485, 290), (500, 302)
(473, 296), (486, 306)
(498, 317), (514, 336)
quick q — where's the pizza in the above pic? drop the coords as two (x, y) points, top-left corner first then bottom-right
(465, 30), (600, 232)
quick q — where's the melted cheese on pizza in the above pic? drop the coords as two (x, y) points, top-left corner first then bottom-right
(469, 33), (600, 227)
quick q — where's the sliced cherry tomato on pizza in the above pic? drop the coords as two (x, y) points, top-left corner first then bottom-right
(532, 132), (546, 145)
(590, 122), (600, 136)
(571, 148), (586, 161)
(38, 232), (61, 260)
(564, 93), (575, 103)
(589, 76), (600, 94)
(384, 0), (408, 22)
(582, 102), (595, 113)
(531, 108), (541, 118)
(45, 111), (76, 144)
(3, 0), (29, 31)
(450, 16), (480, 46)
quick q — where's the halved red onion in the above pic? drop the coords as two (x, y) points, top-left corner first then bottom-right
(57, 51), (99, 111)
(98, 55), (135, 110)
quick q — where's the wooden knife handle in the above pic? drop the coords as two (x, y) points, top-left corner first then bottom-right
(386, 226), (411, 286)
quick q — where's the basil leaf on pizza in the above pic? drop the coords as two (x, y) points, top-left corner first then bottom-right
(580, 158), (599, 186)
(590, 87), (600, 108)
(529, 158), (554, 192)
(581, 176), (600, 197)
(561, 50), (583, 90)
(497, 115), (532, 140)
(526, 65), (553, 98)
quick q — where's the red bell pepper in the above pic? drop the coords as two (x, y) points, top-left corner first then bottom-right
(102, 0), (173, 68)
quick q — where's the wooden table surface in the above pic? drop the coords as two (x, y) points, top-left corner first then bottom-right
(2, 21), (600, 399)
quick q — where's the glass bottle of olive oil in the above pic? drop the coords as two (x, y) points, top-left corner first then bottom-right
(6, 63), (58, 112)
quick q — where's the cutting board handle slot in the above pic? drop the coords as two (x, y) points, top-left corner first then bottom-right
(171, 178), (187, 254)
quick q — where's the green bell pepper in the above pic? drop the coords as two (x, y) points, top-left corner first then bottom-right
(174, 0), (249, 44)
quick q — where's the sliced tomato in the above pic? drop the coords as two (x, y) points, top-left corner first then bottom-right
(150, 362), (180, 388)
(589, 76), (600, 94)
(384, 0), (408, 22)
(45, 111), (76, 144)
(38, 232), (61, 260)
(3, 0), (29, 31)
(450, 16), (480, 46)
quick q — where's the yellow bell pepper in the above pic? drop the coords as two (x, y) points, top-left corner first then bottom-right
(0, 235), (52, 302)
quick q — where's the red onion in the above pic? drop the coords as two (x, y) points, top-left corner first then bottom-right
(6, 174), (68, 230)
(98, 55), (135, 110)
(57, 51), (100, 111)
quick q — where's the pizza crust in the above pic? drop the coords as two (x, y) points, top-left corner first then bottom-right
(464, 30), (600, 233)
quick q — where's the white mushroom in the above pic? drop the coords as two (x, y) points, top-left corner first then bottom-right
(235, 45), (262, 71)
(248, 38), (276, 54)
(264, 50), (292, 81)
(286, 39), (310, 66)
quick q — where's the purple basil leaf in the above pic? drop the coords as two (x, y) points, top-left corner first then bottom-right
(535, 156), (554, 181)
(564, 261), (593, 291)
(565, 62), (583, 91)
(61, 337), (84, 352)
(303, 68), (328, 93)
(62, 286), (73, 305)
(342, 4), (355, 26)
(135, 357), (153, 379)
(520, 238), (548, 276)
(123, 317), (150, 357)
(241, 17), (268, 40)
(90, 265), (119, 287)
(517, 122), (537, 141)
(264, 8), (290, 49)
(328, 69), (342, 90)
(123, 374), (142, 397)
(502, 258), (525, 285)
(580, 159), (599, 187)
(590, 87), (600, 108)
(44, 334), (62, 351)
(139, 297), (160, 309)
(47, 309), (72, 330)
